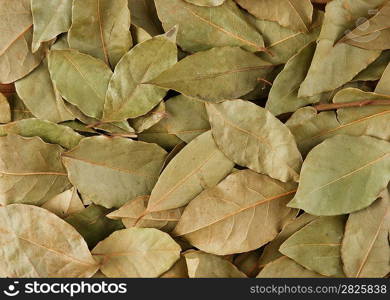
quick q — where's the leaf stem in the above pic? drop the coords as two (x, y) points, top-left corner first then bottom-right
(314, 99), (390, 112)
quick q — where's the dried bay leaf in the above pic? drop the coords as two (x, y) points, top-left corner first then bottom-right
(286, 109), (342, 156)
(145, 131), (234, 212)
(279, 216), (346, 277)
(184, 250), (247, 278)
(92, 228), (181, 277)
(288, 135), (390, 215)
(341, 193), (390, 278)
(236, 0), (314, 33)
(65, 204), (124, 248)
(175, 170), (297, 255)
(7, 94), (34, 121)
(252, 10), (323, 65)
(41, 187), (84, 218)
(353, 51), (390, 82)
(0, 118), (83, 149)
(0, 134), (70, 206)
(340, 2), (390, 50)
(31, 0), (72, 52)
(129, 102), (166, 133)
(151, 47), (273, 102)
(48, 49), (113, 119)
(138, 120), (184, 150)
(15, 58), (74, 123)
(298, 0), (385, 97)
(0, 204), (98, 277)
(266, 42), (318, 116)
(259, 213), (318, 267)
(0, 0), (45, 83)
(0, 0), (32, 55)
(333, 88), (390, 141)
(160, 256), (189, 278)
(154, 0), (266, 53)
(0, 92), (11, 123)
(64, 103), (136, 136)
(68, 0), (132, 67)
(62, 136), (167, 208)
(128, 0), (163, 36)
(288, 88), (390, 156)
(164, 95), (210, 143)
(131, 25), (153, 45)
(107, 195), (182, 232)
(257, 256), (325, 278)
(0, 26), (46, 84)
(207, 100), (302, 182)
(233, 250), (262, 277)
(376, 62), (390, 95)
(103, 29), (178, 122)
(185, 0), (226, 6)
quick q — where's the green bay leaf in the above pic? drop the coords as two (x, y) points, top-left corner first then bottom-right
(48, 49), (113, 119)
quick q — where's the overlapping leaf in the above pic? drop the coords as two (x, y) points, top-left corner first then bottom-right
(340, 2), (390, 50)
(175, 170), (297, 255)
(341, 193), (390, 278)
(68, 0), (132, 67)
(235, 0), (314, 32)
(184, 251), (247, 278)
(298, 0), (385, 97)
(92, 228), (181, 277)
(0, 0), (46, 83)
(151, 47), (273, 102)
(62, 136), (167, 208)
(146, 131), (234, 212)
(31, 0), (72, 52)
(0, 134), (70, 206)
(207, 100), (302, 182)
(280, 216), (346, 277)
(288, 135), (390, 215)
(15, 59), (74, 123)
(154, 0), (266, 53)
(0, 204), (98, 277)
(103, 29), (178, 121)
(48, 49), (113, 119)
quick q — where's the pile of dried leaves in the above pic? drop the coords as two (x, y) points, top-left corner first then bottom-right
(0, 0), (389, 278)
